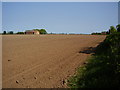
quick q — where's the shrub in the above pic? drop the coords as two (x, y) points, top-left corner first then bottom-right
(3, 31), (6, 34)
(8, 31), (14, 34)
(16, 32), (24, 34)
(68, 32), (120, 88)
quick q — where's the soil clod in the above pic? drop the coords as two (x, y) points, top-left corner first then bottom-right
(8, 60), (11, 61)
(16, 80), (19, 84)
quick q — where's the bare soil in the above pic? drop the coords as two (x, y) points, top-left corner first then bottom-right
(2, 35), (106, 88)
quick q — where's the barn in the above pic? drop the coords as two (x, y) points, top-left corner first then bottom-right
(25, 30), (40, 35)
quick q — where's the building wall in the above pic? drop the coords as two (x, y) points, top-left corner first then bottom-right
(25, 31), (39, 34)
(34, 31), (39, 34)
(25, 32), (34, 34)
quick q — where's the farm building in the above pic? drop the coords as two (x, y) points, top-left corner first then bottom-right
(25, 30), (40, 35)
(101, 32), (107, 35)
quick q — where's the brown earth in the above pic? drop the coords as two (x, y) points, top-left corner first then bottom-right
(2, 35), (106, 88)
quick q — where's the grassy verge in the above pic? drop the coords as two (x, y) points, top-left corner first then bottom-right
(67, 33), (120, 88)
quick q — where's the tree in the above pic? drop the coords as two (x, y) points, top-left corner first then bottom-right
(3, 31), (6, 34)
(109, 26), (117, 34)
(32, 29), (47, 34)
(33, 29), (40, 31)
(40, 29), (47, 34)
(8, 31), (14, 34)
(106, 31), (110, 34)
(116, 24), (120, 32)
(16, 32), (24, 34)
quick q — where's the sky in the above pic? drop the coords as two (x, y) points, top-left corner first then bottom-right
(2, 2), (118, 34)
(118, 2), (120, 24)
(1, 0), (120, 2)
(0, 1), (2, 33)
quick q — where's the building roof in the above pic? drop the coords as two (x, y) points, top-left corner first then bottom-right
(25, 30), (39, 32)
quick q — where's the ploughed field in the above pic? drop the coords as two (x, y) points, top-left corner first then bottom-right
(2, 35), (106, 88)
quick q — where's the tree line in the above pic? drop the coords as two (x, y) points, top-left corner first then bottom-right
(91, 24), (120, 35)
(2, 29), (47, 35)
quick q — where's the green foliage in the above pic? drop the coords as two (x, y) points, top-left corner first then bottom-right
(91, 33), (101, 35)
(3, 31), (6, 34)
(109, 26), (117, 34)
(33, 29), (40, 31)
(116, 24), (120, 32)
(39, 29), (47, 34)
(33, 29), (47, 34)
(8, 31), (14, 34)
(91, 25), (120, 35)
(68, 33), (120, 88)
(16, 32), (24, 34)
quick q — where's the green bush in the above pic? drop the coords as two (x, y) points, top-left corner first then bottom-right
(39, 29), (47, 34)
(91, 33), (101, 35)
(3, 31), (6, 34)
(33, 29), (47, 34)
(16, 32), (24, 34)
(68, 32), (120, 88)
(8, 31), (14, 34)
